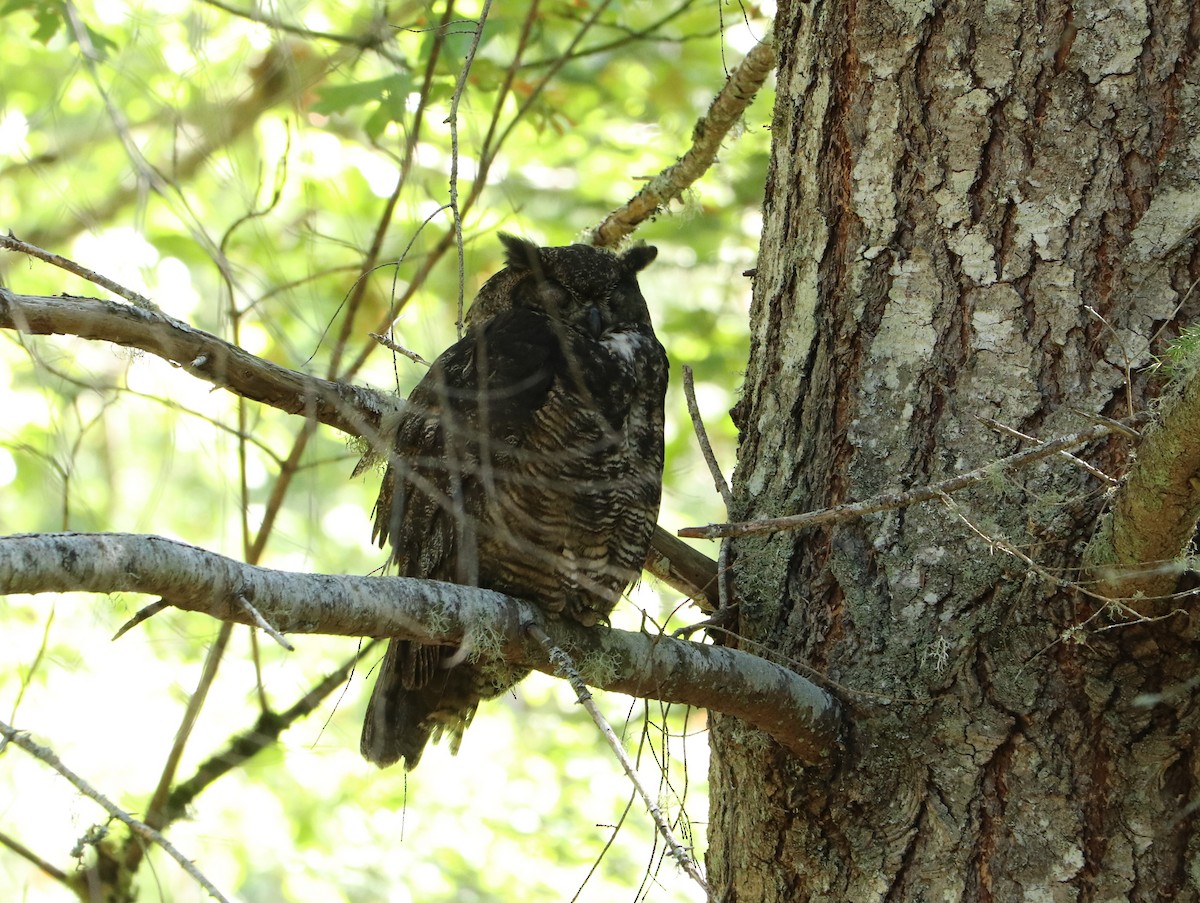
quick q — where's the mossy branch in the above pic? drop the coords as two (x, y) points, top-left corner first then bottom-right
(589, 35), (777, 247)
(1083, 367), (1200, 608)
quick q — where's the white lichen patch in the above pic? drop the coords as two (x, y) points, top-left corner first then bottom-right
(1071, 0), (1150, 83)
(1130, 187), (1200, 260)
(966, 283), (1040, 417)
(746, 240), (822, 499)
(852, 82), (902, 240)
(871, 251), (939, 392)
(1013, 189), (1084, 261)
(883, 0), (935, 24)
(950, 227), (999, 286)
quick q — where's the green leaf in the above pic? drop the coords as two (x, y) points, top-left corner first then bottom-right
(312, 73), (414, 116)
(2, 0), (64, 43)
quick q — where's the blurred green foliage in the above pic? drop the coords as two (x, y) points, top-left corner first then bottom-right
(0, 1), (772, 900)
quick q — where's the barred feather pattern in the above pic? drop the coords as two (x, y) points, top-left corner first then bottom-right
(361, 235), (668, 770)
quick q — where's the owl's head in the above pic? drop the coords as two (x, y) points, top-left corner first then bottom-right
(465, 234), (657, 334)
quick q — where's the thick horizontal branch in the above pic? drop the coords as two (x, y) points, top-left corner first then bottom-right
(0, 285), (718, 605)
(0, 532), (839, 765)
(1084, 369), (1200, 606)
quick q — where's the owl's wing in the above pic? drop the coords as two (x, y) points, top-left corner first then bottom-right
(363, 308), (559, 769)
(372, 307), (564, 581)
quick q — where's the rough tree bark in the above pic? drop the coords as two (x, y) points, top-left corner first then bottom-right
(708, 1), (1200, 900)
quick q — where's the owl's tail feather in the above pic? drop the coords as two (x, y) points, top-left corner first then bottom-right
(360, 639), (476, 770)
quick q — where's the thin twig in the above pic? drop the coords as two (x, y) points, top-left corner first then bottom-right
(524, 623), (708, 893)
(447, 0), (493, 336)
(681, 364), (736, 615)
(0, 233), (154, 308)
(234, 592), (295, 651)
(1084, 305), (1135, 418)
(143, 625), (233, 832)
(976, 415), (1118, 485)
(10, 605), (55, 722)
(61, 0), (229, 273)
(680, 415), (1149, 540)
(196, 0), (392, 49)
(717, 540), (735, 615)
(369, 332), (430, 366)
(112, 599), (171, 640)
(329, 5), (453, 377)
(0, 828), (70, 886)
(486, 0), (612, 175)
(0, 720), (232, 903)
(681, 364), (732, 507)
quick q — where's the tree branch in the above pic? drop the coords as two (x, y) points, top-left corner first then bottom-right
(1084, 368), (1200, 607)
(680, 416), (1149, 540)
(0, 283), (719, 605)
(0, 286), (391, 438)
(589, 34), (776, 247)
(0, 719), (232, 903)
(0, 532), (841, 766)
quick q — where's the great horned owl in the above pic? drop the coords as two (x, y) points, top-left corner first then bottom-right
(361, 234), (668, 770)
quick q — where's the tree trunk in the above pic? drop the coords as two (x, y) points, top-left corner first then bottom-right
(709, 1), (1200, 899)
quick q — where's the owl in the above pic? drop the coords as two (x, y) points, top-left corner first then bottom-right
(361, 234), (668, 770)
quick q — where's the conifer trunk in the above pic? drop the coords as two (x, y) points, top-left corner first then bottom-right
(708, 1), (1200, 898)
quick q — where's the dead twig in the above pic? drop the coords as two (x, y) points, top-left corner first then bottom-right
(679, 363), (737, 626)
(524, 623), (708, 894)
(235, 591), (295, 651)
(0, 232), (154, 308)
(369, 332), (430, 366)
(681, 364), (732, 507)
(0, 719), (232, 903)
(681, 415), (1149, 540)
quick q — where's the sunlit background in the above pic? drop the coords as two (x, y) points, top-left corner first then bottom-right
(0, 1), (774, 900)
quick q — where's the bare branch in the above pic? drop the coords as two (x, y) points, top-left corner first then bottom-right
(977, 415), (1118, 485)
(0, 719), (232, 903)
(143, 625), (232, 834)
(447, 0), (495, 334)
(590, 34), (776, 247)
(0, 233), (154, 308)
(369, 332), (430, 366)
(196, 0), (394, 49)
(0, 829), (69, 886)
(0, 287), (393, 439)
(644, 527), (720, 612)
(681, 364), (736, 616)
(682, 364), (732, 508)
(680, 416), (1148, 540)
(0, 532), (841, 765)
(526, 623), (708, 892)
(235, 592), (295, 651)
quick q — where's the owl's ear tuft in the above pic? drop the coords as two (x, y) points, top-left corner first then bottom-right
(622, 244), (658, 273)
(499, 234), (542, 271)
